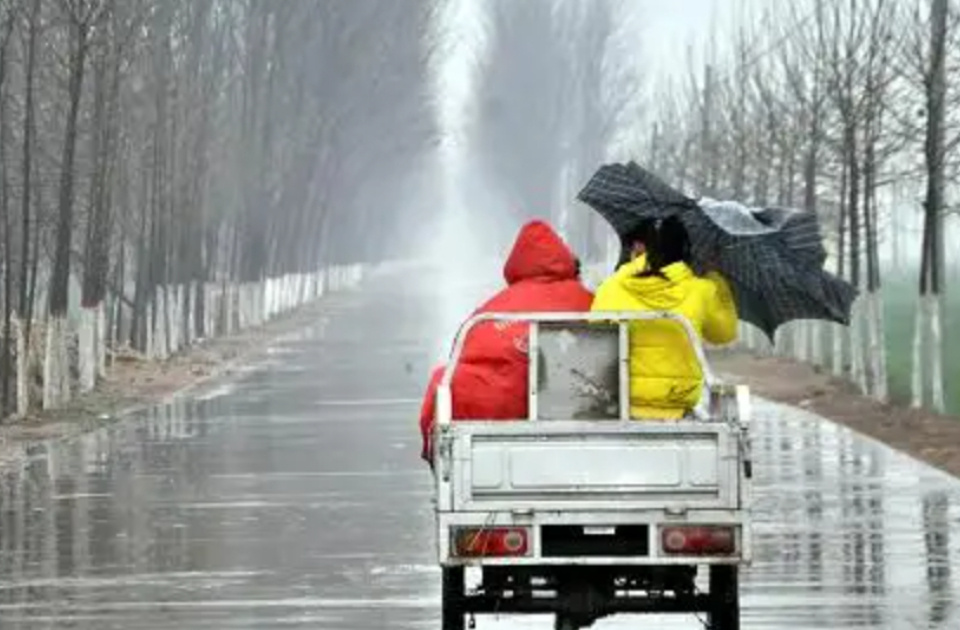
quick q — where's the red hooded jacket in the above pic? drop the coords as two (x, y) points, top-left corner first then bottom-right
(419, 220), (594, 462)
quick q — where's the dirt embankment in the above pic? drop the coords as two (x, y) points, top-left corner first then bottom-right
(712, 349), (960, 478)
(0, 298), (332, 462)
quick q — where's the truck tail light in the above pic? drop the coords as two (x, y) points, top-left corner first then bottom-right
(660, 525), (737, 556)
(452, 527), (530, 558)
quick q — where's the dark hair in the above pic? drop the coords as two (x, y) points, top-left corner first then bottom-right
(616, 220), (657, 269)
(636, 216), (690, 279)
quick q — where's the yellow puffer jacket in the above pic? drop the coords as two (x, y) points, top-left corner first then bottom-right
(591, 256), (738, 419)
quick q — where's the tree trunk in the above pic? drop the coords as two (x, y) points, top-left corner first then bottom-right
(50, 20), (89, 316)
(863, 129), (886, 402)
(17, 0), (40, 383)
(833, 159), (848, 378)
(0, 14), (13, 417)
(844, 122), (867, 395)
(917, 0), (948, 413)
(46, 17), (91, 409)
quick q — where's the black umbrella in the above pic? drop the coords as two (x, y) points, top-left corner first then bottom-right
(577, 161), (858, 340)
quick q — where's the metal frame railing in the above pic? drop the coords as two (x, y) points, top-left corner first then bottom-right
(435, 311), (715, 425)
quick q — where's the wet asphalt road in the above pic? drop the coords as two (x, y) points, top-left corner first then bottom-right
(0, 266), (958, 629)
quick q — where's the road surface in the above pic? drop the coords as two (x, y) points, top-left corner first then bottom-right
(0, 266), (957, 629)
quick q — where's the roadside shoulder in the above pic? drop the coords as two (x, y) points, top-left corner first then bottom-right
(0, 297), (338, 467)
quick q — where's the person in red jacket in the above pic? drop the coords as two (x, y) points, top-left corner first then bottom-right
(419, 220), (594, 465)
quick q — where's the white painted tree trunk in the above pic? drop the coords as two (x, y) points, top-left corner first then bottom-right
(910, 296), (925, 408)
(237, 284), (247, 330)
(203, 284), (214, 339)
(145, 302), (155, 359)
(773, 331), (785, 357)
(264, 279), (274, 320)
(96, 302), (107, 378)
(252, 281), (261, 326)
(250, 281), (259, 324)
(832, 323), (844, 378)
(15, 316), (29, 416)
(220, 282), (233, 335)
(849, 300), (867, 394)
(78, 306), (98, 393)
(177, 284), (186, 349)
(245, 283), (255, 327)
(793, 323), (808, 362)
(930, 294), (945, 413)
(810, 321), (824, 367)
(172, 285), (181, 352)
(249, 281), (257, 326)
(162, 287), (173, 359)
(43, 316), (70, 410)
(865, 291), (888, 402)
(154, 289), (168, 360)
(226, 283), (237, 334)
(285, 274), (294, 310)
(189, 282), (199, 345)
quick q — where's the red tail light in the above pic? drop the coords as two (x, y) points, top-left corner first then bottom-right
(660, 525), (737, 556)
(452, 527), (530, 558)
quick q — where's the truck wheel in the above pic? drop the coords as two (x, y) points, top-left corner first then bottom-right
(554, 615), (580, 630)
(442, 566), (466, 630)
(707, 566), (740, 630)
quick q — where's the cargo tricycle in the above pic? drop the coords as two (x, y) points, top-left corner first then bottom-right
(431, 311), (752, 629)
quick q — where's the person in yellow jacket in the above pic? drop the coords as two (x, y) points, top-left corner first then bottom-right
(592, 217), (738, 419)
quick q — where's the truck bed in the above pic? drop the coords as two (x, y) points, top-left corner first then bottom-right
(438, 421), (741, 512)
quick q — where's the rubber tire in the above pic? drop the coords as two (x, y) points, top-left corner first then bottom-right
(707, 566), (740, 630)
(554, 616), (579, 630)
(442, 566), (466, 630)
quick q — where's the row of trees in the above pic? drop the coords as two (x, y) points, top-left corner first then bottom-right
(0, 0), (439, 419)
(468, 0), (637, 261)
(641, 0), (959, 412)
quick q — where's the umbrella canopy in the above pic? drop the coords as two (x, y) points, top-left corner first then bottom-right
(577, 161), (858, 340)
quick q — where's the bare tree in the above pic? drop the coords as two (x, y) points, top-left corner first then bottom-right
(916, 0), (949, 412)
(0, 0), (15, 415)
(0, 0), (440, 419)
(471, 0), (626, 249)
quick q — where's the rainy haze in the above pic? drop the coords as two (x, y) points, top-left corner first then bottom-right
(0, 0), (958, 628)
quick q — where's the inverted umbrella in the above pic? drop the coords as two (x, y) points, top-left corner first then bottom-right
(577, 161), (858, 340)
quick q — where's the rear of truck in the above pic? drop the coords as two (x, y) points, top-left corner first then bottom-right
(432, 313), (752, 629)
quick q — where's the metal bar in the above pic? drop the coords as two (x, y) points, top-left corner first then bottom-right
(528, 321), (540, 421)
(618, 322), (630, 420)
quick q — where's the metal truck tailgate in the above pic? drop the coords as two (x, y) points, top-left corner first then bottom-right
(449, 422), (738, 511)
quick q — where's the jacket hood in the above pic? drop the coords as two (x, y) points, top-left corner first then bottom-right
(614, 255), (697, 309)
(503, 220), (578, 285)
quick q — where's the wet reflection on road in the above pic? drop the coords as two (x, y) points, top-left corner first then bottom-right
(0, 273), (956, 629)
